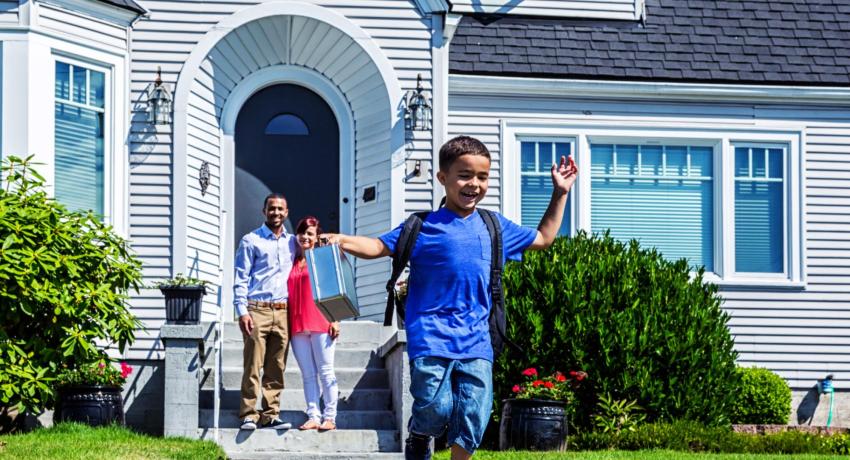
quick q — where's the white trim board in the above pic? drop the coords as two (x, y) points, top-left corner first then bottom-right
(451, 75), (850, 105)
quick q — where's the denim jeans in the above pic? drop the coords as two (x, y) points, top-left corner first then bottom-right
(408, 357), (493, 454)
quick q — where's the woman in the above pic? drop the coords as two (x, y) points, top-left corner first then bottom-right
(288, 216), (340, 431)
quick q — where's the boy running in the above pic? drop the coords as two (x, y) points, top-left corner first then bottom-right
(323, 136), (577, 459)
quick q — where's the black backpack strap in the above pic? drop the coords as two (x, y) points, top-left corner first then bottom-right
(384, 212), (429, 326)
(478, 209), (508, 355)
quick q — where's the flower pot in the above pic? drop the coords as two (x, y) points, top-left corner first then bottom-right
(499, 398), (568, 451)
(54, 385), (124, 427)
(160, 285), (205, 324)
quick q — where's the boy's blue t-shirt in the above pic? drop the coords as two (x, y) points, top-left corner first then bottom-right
(379, 207), (537, 362)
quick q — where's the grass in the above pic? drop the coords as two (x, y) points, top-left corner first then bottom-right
(0, 423), (226, 459)
(434, 451), (850, 460)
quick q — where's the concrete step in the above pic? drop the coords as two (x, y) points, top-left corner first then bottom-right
(199, 409), (395, 430)
(200, 388), (392, 411)
(206, 366), (388, 390)
(200, 428), (401, 453)
(216, 346), (383, 369)
(221, 321), (389, 348)
(228, 453), (403, 460)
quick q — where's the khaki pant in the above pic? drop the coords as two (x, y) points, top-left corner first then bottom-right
(239, 306), (289, 424)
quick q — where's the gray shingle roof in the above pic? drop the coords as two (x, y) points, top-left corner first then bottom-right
(449, 0), (850, 86)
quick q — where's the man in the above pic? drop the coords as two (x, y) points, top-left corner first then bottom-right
(233, 193), (298, 430)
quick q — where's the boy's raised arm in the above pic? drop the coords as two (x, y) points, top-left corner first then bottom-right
(529, 155), (578, 250)
(321, 234), (391, 259)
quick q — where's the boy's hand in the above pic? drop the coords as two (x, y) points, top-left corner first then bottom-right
(551, 155), (578, 196)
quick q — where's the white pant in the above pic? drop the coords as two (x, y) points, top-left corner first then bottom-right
(290, 332), (338, 422)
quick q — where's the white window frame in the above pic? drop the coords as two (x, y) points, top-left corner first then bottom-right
(48, 47), (126, 235)
(501, 120), (805, 289)
(506, 137), (576, 234)
(54, 56), (111, 216)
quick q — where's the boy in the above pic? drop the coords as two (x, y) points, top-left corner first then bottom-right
(323, 136), (577, 459)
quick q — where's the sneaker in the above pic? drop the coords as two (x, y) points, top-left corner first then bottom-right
(262, 417), (292, 430)
(240, 418), (257, 430)
(404, 432), (432, 460)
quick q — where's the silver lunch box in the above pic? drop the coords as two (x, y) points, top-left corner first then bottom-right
(305, 243), (360, 322)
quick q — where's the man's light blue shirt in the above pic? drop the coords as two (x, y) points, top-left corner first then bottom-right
(233, 224), (298, 317)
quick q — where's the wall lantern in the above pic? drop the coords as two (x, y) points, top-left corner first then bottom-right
(403, 74), (432, 132)
(147, 67), (173, 125)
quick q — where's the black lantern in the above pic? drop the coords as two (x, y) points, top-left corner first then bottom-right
(147, 67), (172, 125)
(404, 74), (432, 132)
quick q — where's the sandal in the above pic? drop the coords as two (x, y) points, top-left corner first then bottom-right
(299, 419), (321, 430)
(318, 419), (336, 431)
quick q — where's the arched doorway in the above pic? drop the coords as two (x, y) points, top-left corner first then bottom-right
(234, 83), (340, 245)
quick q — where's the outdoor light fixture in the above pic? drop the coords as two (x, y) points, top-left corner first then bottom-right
(403, 74), (432, 132)
(147, 67), (173, 125)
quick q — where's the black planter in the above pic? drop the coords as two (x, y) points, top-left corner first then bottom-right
(54, 385), (124, 427)
(499, 398), (568, 451)
(160, 285), (206, 324)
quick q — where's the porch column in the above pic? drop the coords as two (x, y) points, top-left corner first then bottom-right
(161, 324), (205, 438)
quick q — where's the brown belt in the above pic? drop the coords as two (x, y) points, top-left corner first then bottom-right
(247, 300), (288, 310)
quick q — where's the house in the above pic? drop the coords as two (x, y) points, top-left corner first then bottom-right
(2, 0), (849, 454)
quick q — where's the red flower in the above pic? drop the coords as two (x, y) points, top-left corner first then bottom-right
(544, 381), (554, 389)
(522, 368), (538, 377)
(532, 380), (544, 387)
(120, 362), (133, 379)
(555, 372), (567, 382)
(98, 362), (106, 369)
(512, 385), (521, 393)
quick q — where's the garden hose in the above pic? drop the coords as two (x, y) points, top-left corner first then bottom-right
(821, 375), (834, 428)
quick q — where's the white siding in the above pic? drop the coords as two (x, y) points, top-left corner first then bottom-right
(128, 1), (432, 358)
(449, 92), (850, 389)
(37, 3), (127, 50)
(0, 0), (17, 24)
(450, 0), (641, 20)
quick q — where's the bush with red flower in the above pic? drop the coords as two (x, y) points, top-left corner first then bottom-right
(56, 359), (133, 388)
(510, 367), (587, 404)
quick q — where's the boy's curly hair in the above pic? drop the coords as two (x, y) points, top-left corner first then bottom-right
(439, 136), (491, 172)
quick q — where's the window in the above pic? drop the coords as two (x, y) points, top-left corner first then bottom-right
(734, 145), (785, 274)
(503, 122), (803, 287)
(265, 114), (309, 135)
(590, 143), (714, 271)
(54, 61), (106, 215)
(519, 140), (571, 235)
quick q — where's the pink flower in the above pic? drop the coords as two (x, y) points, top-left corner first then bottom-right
(120, 362), (133, 379)
(522, 368), (538, 377)
(98, 362), (106, 369)
(512, 385), (521, 393)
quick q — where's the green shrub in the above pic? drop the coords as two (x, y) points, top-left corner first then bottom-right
(498, 231), (739, 427)
(0, 156), (142, 414)
(571, 420), (850, 455)
(730, 366), (792, 424)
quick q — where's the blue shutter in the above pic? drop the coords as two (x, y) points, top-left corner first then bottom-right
(519, 141), (570, 235)
(54, 62), (105, 216)
(734, 146), (784, 273)
(591, 143), (714, 271)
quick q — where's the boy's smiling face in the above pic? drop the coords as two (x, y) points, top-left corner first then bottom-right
(437, 153), (490, 217)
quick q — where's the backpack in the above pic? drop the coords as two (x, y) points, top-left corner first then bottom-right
(383, 208), (513, 357)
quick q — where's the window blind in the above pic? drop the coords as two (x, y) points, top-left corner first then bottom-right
(734, 146), (784, 273)
(519, 141), (571, 235)
(590, 143), (714, 271)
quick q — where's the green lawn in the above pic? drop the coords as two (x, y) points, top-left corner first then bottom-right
(0, 423), (225, 460)
(435, 451), (849, 460)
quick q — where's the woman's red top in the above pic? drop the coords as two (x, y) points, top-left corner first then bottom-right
(287, 259), (331, 334)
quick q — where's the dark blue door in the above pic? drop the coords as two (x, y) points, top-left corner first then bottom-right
(234, 84), (340, 246)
